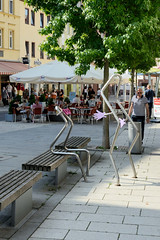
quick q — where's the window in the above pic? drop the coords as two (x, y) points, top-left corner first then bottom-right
(31, 42), (35, 57)
(0, 0), (2, 11)
(25, 41), (29, 55)
(0, 29), (2, 48)
(25, 8), (29, 24)
(31, 10), (35, 26)
(40, 50), (44, 59)
(9, 30), (13, 49)
(40, 13), (44, 28)
(47, 15), (50, 24)
(9, 0), (13, 14)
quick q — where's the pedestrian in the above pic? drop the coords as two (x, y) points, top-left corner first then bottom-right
(82, 86), (88, 100)
(12, 85), (17, 98)
(2, 87), (8, 106)
(88, 86), (95, 99)
(145, 84), (155, 119)
(128, 88), (149, 141)
(97, 87), (101, 99)
(6, 83), (12, 99)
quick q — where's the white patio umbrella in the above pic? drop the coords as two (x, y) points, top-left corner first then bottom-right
(10, 60), (131, 84)
(10, 60), (103, 84)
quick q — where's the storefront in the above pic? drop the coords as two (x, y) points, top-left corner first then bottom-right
(0, 60), (28, 100)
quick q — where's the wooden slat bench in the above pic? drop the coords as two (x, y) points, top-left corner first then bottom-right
(22, 137), (91, 185)
(0, 170), (42, 226)
(22, 149), (69, 171)
(55, 136), (91, 149)
(22, 149), (73, 185)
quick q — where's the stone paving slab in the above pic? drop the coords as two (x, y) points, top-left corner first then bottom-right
(0, 120), (160, 239)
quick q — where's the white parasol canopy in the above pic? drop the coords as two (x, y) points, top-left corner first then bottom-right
(10, 60), (103, 84)
(10, 60), (131, 84)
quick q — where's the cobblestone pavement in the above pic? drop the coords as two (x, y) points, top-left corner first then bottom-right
(0, 119), (160, 240)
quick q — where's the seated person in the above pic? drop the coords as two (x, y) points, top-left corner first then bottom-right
(51, 90), (57, 100)
(32, 99), (42, 110)
(86, 95), (97, 108)
(72, 95), (80, 105)
(12, 100), (30, 120)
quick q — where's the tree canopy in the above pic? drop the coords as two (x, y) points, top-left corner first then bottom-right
(25, 0), (160, 73)
(25, 0), (160, 148)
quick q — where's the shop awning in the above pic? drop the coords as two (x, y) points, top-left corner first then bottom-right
(0, 61), (29, 75)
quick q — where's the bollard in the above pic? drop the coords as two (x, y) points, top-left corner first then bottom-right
(128, 122), (142, 154)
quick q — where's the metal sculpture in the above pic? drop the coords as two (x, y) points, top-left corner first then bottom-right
(50, 106), (90, 182)
(95, 74), (139, 185)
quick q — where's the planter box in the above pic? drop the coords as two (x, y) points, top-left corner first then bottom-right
(49, 115), (63, 122)
(5, 114), (14, 122)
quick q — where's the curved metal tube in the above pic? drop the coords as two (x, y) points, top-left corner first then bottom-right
(49, 106), (88, 181)
(115, 99), (139, 178)
(101, 74), (139, 185)
(64, 148), (90, 176)
(62, 111), (91, 176)
(50, 106), (68, 150)
(51, 150), (87, 182)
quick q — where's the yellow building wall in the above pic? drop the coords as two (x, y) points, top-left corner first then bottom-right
(19, 1), (51, 67)
(0, 0), (80, 97)
(0, 0), (20, 60)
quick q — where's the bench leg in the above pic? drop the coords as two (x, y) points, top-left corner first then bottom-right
(55, 161), (67, 185)
(11, 188), (32, 226)
(79, 149), (90, 176)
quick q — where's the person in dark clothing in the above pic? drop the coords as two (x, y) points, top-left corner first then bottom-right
(88, 86), (95, 99)
(82, 86), (88, 100)
(145, 84), (155, 119)
(128, 88), (149, 141)
(2, 87), (8, 106)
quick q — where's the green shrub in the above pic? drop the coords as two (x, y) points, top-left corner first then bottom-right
(28, 94), (35, 105)
(39, 94), (46, 102)
(8, 99), (15, 114)
(47, 98), (54, 106)
(64, 97), (70, 104)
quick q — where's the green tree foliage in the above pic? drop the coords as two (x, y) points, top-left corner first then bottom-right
(25, 0), (160, 148)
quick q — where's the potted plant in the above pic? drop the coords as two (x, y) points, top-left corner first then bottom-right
(47, 98), (54, 106)
(64, 96), (70, 105)
(28, 94), (35, 106)
(5, 96), (21, 122)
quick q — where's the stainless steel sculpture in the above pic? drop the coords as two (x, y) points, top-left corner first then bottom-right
(50, 106), (90, 182)
(101, 74), (139, 185)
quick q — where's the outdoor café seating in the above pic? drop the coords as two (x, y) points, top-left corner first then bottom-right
(32, 107), (44, 123)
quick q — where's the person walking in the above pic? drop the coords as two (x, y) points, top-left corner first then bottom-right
(6, 83), (12, 99)
(2, 87), (8, 106)
(82, 86), (88, 100)
(145, 84), (155, 119)
(128, 88), (149, 141)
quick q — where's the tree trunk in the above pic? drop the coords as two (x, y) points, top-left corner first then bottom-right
(131, 69), (135, 98)
(102, 59), (110, 149)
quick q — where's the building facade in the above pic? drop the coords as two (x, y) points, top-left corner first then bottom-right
(0, 0), (99, 102)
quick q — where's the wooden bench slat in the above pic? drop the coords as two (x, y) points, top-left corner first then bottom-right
(26, 150), (67, 166)
(0, 170), (21, 187)
(55, 136), (91, 149)
(0, 171), (40, 199)
(0, 170), (42, 211)
(0, 170), (29, 192)
(22, 151), (70, 171)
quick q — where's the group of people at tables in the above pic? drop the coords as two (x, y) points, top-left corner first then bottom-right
(12, 93), (102, 123)
(12, 99), (44, 122)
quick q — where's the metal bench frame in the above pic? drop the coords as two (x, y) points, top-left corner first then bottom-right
(53, 107), (91, 176)
(22, 106), (91, 184)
